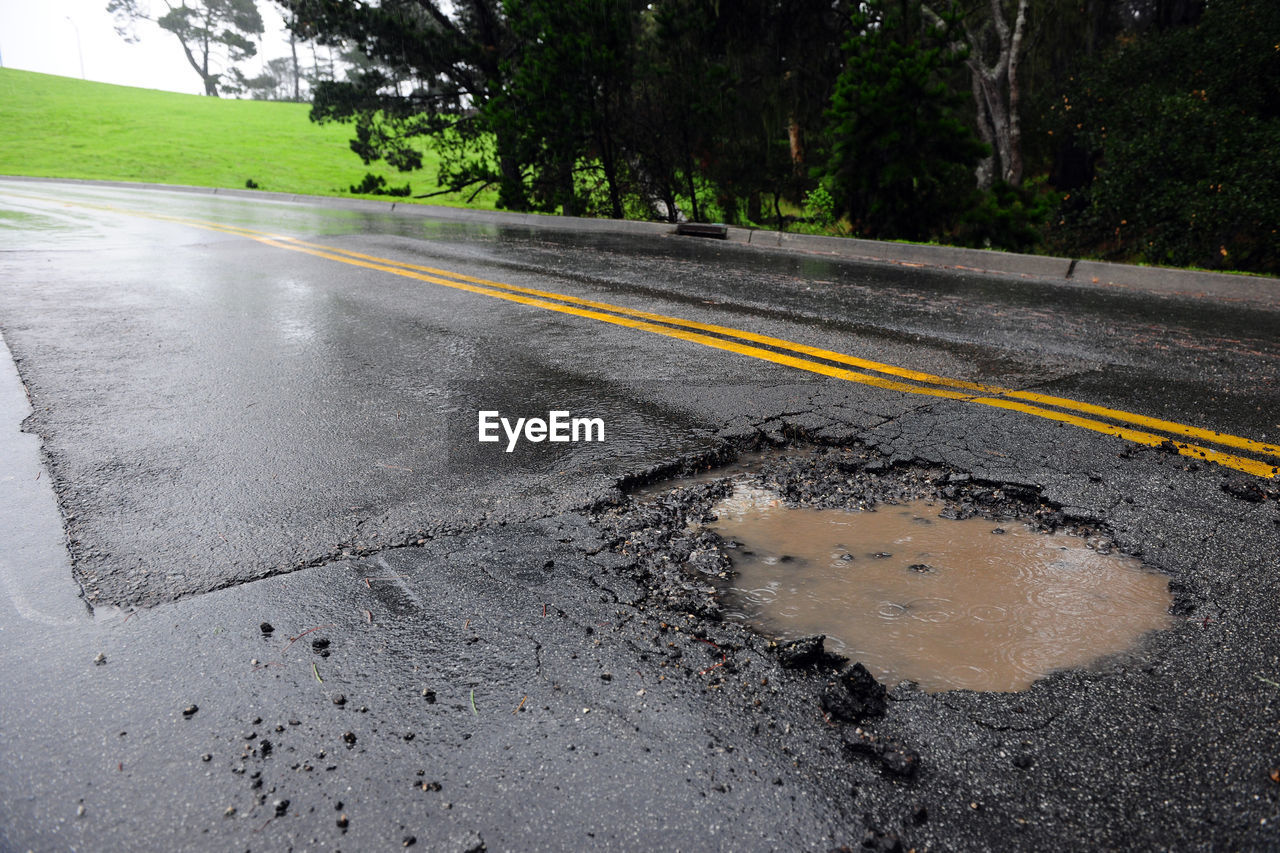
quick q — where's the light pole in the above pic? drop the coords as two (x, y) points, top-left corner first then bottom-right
(65, 16), (85, 79)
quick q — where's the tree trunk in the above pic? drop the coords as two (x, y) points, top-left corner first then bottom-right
(174, 28), (217, 96)
(971, 71), (996, 188)
(662, 187), (678, 223)
(596, 104), (625, 220)
(686, 168), (700, 222)
(289, 23), (300, 101)
(719, 191), (738, 226)
(493, 124), (527, 211)
(601, 145), (624, 220)
(680, 126), (700, 222)
(497, 154), (526, 211)
(974, 68), (1011, 186)
(1004, 0), (1026, 186)
(201, 28), (217, 96)
(965, 0), (1028, 188)
(787, 116), (805, 174)
(559, 162), (579, 217)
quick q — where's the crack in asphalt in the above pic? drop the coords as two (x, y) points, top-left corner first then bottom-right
(751, 409), (822, 427)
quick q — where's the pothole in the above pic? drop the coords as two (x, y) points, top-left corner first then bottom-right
(708, 483), (1173, 692)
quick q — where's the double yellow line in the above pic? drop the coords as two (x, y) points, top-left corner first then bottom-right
(30, 196), (1280, 479)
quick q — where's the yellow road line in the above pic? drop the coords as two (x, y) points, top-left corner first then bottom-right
(271, 235), (1280, 463)
(12, 193), (1278, 478)
(230, 228), (1277, 479)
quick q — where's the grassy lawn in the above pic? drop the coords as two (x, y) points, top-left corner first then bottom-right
(0, 68), (498, 209)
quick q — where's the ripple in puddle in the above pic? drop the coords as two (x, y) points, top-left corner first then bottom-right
(710, 485), (1173, 692)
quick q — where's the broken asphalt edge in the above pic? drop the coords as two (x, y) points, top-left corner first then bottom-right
(4, 174), (1277, 307)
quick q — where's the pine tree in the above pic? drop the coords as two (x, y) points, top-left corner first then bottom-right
(824, 0), (987, 240)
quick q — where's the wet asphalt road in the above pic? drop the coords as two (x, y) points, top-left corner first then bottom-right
(1, 179), (1279, 851)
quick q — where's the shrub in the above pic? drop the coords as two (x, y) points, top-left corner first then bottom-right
(1050, 0), (1280, 273)
(349, 172), (411, 197)
(956, 179), (1055, 253)
(803, 184), (837, 227)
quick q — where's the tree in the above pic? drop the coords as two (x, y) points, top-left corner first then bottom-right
(823, 0), (988, 240)
(489, 0), (643, 218)
(108, 0), (264, 97)
(699, 0), (850, 224)
(954, 0), (1199, 191)
(282, 0), (526, 208)
(233, 57), (300, 101)
(625, 0), (849, 225)
(954, 0), (1030, 188)
(622, 2), (716, 222)
(631, 0), (767, 224)
(1051, 0), (1280, 272)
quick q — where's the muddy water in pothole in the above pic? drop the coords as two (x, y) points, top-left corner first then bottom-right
(711, 486), (1174, 692)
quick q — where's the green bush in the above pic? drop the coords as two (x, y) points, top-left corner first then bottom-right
(956, 179), (1055, 253)
(822, 0), (987, 242)
(1051, 0), (1280, 273)
(803, 184), (837, 227)
(349, 172), (411, 197)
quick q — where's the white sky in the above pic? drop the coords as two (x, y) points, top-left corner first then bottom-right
(0, 0), (297, 95)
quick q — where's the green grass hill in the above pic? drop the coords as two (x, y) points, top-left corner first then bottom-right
(0, 67), (495, 208)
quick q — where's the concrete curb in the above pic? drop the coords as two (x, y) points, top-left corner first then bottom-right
(734, 227), (1074, 279)
(5, 175), (1276, 307)
(1065, 260), (1276, 304)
